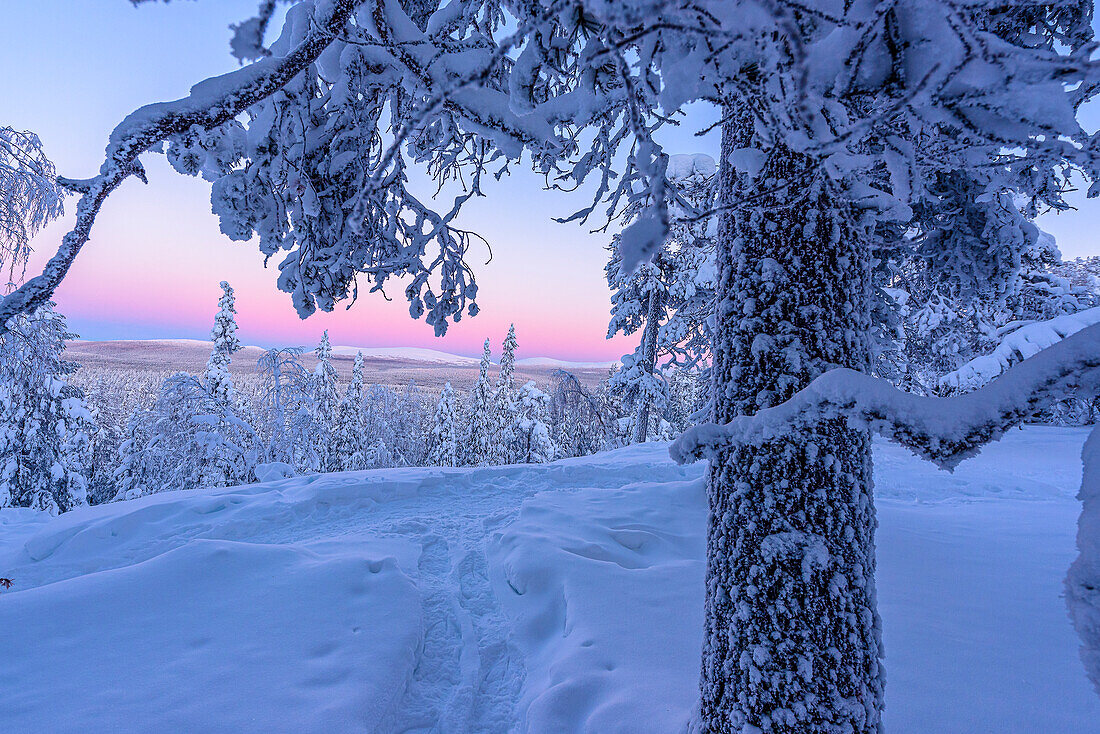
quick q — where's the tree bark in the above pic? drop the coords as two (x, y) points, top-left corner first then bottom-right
(633, 285), (664, 444)
(699, 105), (884, 732)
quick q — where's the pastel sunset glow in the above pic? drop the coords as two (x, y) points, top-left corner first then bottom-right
(5, 0), (639, 361)
(6, 0), (1100, 360)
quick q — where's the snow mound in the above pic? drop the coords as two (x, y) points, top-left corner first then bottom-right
(1, 430), (1097, 732)
(0, 537), (419, 734)
(492, 475), (705, 732)
(493, 430), (1099, 733)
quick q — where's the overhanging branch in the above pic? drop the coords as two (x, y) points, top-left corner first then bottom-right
(0, 0), (361, 332)
(672, 320), (1100, 470)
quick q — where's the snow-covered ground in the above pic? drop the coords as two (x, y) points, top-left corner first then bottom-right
(514, 356), (617, 369)
(330, 345), (481, 365)
(1, 427), (1097, 732)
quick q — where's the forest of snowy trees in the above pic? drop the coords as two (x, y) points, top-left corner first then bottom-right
(0, 283), (709, 514)
(6, 232), (1099, 517)
(7, 0), (1100, 730)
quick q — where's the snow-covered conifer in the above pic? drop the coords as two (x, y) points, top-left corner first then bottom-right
(192, 281), (256, 487)
(0, 303), (94, 514)
(311, 330), (340, 471)
(466, 339), (500, 466)
(335, 351), (373, 471)
(514, 381), (555, 464)
(495, 324), (520, 462)
(429, 382), (460, 468)
(204, 280), (242, 406)
(498, 324), (518, 392)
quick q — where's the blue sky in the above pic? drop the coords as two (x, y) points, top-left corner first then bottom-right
(3, 1), (1098, 359)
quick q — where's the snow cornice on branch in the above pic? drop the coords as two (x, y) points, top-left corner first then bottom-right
(0, 0), (361, 332)
(671, 320), (1100, 471)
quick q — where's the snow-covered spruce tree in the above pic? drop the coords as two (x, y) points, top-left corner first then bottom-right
(204, 280), (242, 406)
(335, 351), (373, 471)
(115, 286), (257, 497)
(495, 324), (520, 462)
(311, 330), (341, 472)
(466, 338), (501, 466)
(193, 282), (258, 487)
(0, 303), (93, 513)
(193, 280), (257, 487)
(429, 381), (460, 468)
(514, 380), (555, 464)
(499, 324), (518, 391)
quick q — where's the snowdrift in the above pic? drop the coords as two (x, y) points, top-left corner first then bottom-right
(1, 430), (1098, 732)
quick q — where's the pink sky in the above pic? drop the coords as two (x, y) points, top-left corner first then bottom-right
(25, 161), (636, 360)
(9, 0), (1100, 361)
(11, 1), (639, 362)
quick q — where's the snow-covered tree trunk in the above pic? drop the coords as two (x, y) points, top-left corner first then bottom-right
(699, 110), (882, 732)
(632, 286), (663, 444)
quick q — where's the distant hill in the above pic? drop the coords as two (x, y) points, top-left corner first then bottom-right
(64, 339), (613, 393)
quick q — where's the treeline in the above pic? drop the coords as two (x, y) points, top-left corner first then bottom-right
(0, 284), (703, 515)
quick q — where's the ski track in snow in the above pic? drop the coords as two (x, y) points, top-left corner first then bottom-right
(369, 460), (683, 733)
(0, 450), (691, 733)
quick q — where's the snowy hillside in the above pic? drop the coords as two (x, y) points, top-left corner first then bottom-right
(330, 345), (481, 365)
(61, 339), (613, 391)
(1, 428), (1097, 733)
(514, 356), (617, 369)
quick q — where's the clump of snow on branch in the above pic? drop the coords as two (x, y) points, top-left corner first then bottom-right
(941, 307), (1100, 392)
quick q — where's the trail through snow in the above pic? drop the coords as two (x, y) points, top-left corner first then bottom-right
(0, 446), (692, 734)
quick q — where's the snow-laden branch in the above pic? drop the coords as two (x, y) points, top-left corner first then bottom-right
(671, 320), (1100, 471)
(0, 0), (360, 332)
(940, 306), (1100, 392)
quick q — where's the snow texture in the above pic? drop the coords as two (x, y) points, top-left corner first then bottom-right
(1, 431), (1097, 732)
(941, 306), (1100, 391)
(673, 321), (1100, 472)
